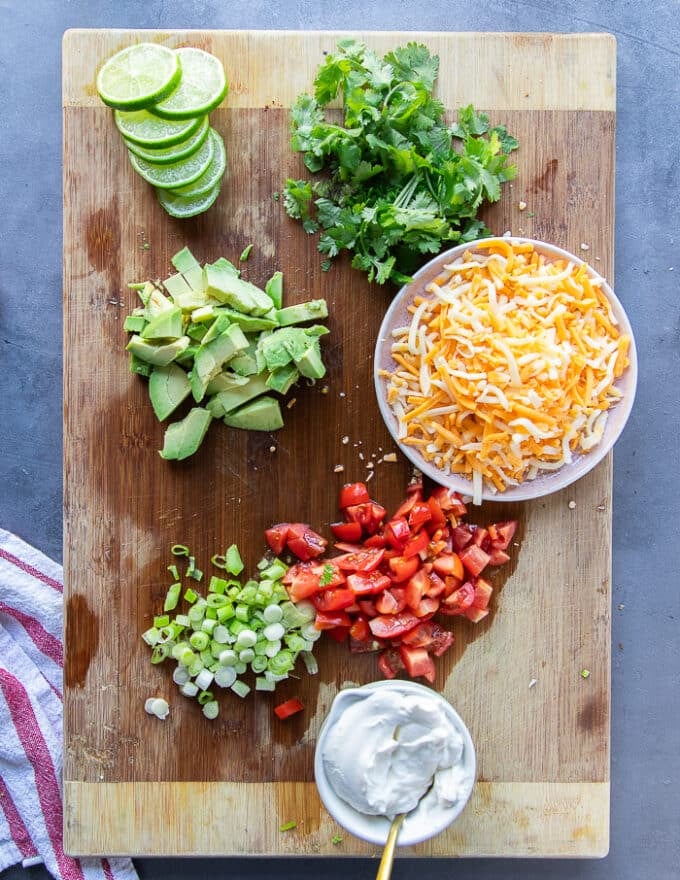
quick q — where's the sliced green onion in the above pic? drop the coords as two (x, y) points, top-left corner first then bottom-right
(184, 587), (199, 604)
(209, 575), (228, 593)
(219, 649), (237, 666)
(164, 582), (182, 611)
(238, 648), (255, 663)
(279, 821), (297, 832)
(255, 676), (275, 691)
(180, 681), (199, 698)
(196, 672), (214, 696)
(263, 604), (283, 624)
(189, 631), (210, 651)
(300, 651), (318, 675)
(211, 554), (228, 569)
(175, 613), (190, 628)
(214, 666), (237, 688)
(202, 700), (219, 719)
(142, 626), (160, 646)
(216, 603), (235, 622)
(265, 639), (282, 658)
(263, 622), (285, 642)
(251, 656), (268, 673)
(154, 614), (170, 628)
(151, 643), (172, 664)
(239, 244), (253, 262)
(171, 544), (190, 557)
(167, 564), (180, 580)
(212, 625), (231, 644)
(301, 621), (321, 642)
(235, 629), (257, 649)
(172, 666), (190, 685)
(231, 679), (251, 698)
(234, 661), (247, 675)
(225, 543), (244, 576)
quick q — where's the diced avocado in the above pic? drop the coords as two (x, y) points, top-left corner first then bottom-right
(200, 313), (231, 346)
(276, 299), (328, 327)
(182, 263), (206, 293)
(171, 246), (200, 274)
(223, 396), (284, 431)
(258, 331), (294, 371)
(160, 408), (213, 461)
(144, 286), (175, 320)
(203, 259), (240, 300)
(141, 306), (183, 340)
(149, 363), (192, 421)
(129, 352), (152, 377)
(123, 314), (147, 333)
(303, 324), (331, 339)
(265, 271), (283, 309)
(229, 351), (259, 377)
(190, 305), (216, 323)
(126, 334), (190, 367)
(204, 262), (274, 316)
(163, 272), (193, 299)
(132, 280), (156, 307)
(191, 324), (250, 401)
(294, 341), (326, 379)
(207, 373), (270, 417)
(265, 362), (300, 394)
(175, 344), (199, 368)
(187, 322), (209, 342)
(214, 307), (278, 333)
(172, 288), (208, 312)
(206, 371), (249, 395)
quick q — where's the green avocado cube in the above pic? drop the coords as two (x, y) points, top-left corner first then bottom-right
(223, 396), (284, 431)
(149, 363), (192, 421)
(123, 314), (147, 333)
(275, 299), (328, 327)
(129, 352), (152, 376)
(207, 373), (270, 417)
(265, 363), (300, 394)
(141, 306), (183, 341)
(126, 334), (190, 367)
(206, 371), (249, 395)
(264, 271), (283, 309)
(171, 246), (200, 274)
(160, 408), (213, 461)
(294, 341), (326, 379)
(163, 272), (193, 299)
(191, 324), (250, 402)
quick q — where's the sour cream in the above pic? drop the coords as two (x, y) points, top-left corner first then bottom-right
(315, 680), (475, 846)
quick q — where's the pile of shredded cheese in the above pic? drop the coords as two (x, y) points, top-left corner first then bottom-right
(380, 238), (631, 502)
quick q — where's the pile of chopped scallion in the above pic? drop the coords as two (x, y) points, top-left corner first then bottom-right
(141, 543), (319, 719)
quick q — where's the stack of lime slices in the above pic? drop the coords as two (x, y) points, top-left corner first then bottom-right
(96, 43), (229, 218)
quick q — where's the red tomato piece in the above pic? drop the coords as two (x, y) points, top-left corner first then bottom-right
(388, 555), (420, 583)
(330, 521), (363, 542)
(285, 564), (323, 602)
(349, 615), (371, 642)
(405, 568), (429, 610)
(488, 548), (511, 566)
(274, 698), (304, 720)
(265, 522), (291, 556)
(335, 547), (385, 573)
(384, 517), (411, 550)
(412, 596), (439, 618)
(286, 523), (328, 561)
(426, 495), (447, 530)
(488, 520), (518, 550)
(312, 587), (356, 612)
(451, 524), (474, 551)
(399, 645), (436, 683)
(408, 502), (433, 530)
(471, 526), (491, 552)
(357, 599), (380, 618)
(346, 570), (392, 596)
(378, 649), (404, 679)
(459, 543), (491, 577)
(426, 571), (447, 598)
(403, 529), (429, 559)
(464, 607), (490, 623)
(314, 610), (352, 630)
(432, 552), (464, 580)
(440, 580), (475, 615)
(363, 533), (387, 548)
(369, 612), (420, 640)
(349, 636), (384, 653)
(401, 621), (454, 657)
(338, 482), (371, 508)
(471, 577), (493, 610)
(375, 589), (407, 615)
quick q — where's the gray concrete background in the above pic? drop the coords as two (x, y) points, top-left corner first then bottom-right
(1, 1), (678, 878)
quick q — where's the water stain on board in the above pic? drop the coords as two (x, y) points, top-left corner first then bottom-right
(577, 695), (607, 734)
(529, 158), (559, 194)
(64, 594), (99, 688)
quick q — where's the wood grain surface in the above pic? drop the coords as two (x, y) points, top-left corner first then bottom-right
(62, 29), (616, 857)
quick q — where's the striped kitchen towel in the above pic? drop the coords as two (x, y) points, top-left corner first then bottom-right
(0, 528), (138, 880)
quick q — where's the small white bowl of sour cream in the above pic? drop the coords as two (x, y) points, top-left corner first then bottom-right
(314, 679), (476, 846)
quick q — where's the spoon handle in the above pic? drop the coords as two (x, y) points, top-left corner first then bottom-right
(376, 814), (406, 880)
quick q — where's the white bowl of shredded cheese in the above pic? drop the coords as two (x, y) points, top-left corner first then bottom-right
(374, 237), (637, 503)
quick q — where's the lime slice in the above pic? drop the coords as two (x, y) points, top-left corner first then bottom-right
(124, 116), (210, 165)
(167, 129), (227, 197)
(150, 48), (228, 120)
(114, 109), (203, 148)
(96, 43), (181, 111)
(128, 130), (214, 189)
(157, 181), (222, 218)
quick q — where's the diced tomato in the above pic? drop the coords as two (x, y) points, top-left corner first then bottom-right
(274, 698), (304, 720)
(459, 543), (491, 577)
(377, 649), (404, 679)
(451, 524), (474, 551)
(349, 615), (370, 642)
(285, 523), (328, 561)
(429, 487), (467, 518)
(426, 495), (448, 530)
(363, 533), (387, 548)
(412, 596), (439, 618)
(405, 568), (430, 610)
(388, 555), (420, 583)
(442, 574), (463, 598)
(344, 502), (385, 534)
(349, 636), (383, 653)
(488, 520), (518, 550)
(488, 548), (511, 566)
(346, 570), (392, 595)
(440, 581), (475, 615)
(464, 607), (490, 623)
(432, 552), (464, 580)
(314, 609), (352, 630)
(326, 625), (350, 642)
(403, 529), (429, 559)
(393, 491), (419, 519)
(426, 571), (447, 598)
(399, 645), (436, 683)
(338, 482), (371, 509)
(375, 589), (407, 615)
(265, 522), (290, 556)
(408, 501), (433, 530)
(335, 547), (385, 573)
(357, 599), (380, 618)
(471, 577), (493, 610)
(330, 521), (363, 542)
(384, 517), (410, 550)
(369, 612), (420, 640)
(401, 621), (454, 657)
(285, 564), (323, 602)
(312, 587), (356, 612)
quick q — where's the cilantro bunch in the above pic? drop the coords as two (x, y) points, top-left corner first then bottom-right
(283, 39), (518, 286)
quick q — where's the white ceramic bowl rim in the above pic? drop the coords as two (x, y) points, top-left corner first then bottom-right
(373, 237), (639, 502)
(313, 679), (476, 846)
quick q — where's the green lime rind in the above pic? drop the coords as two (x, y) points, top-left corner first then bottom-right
(150, 47), (228, 120)
(167, 129), (227, 198)
(124, 116), (210, 166)
(96, 43), (181, 111)
(156, 181), (222, 218)
(127, 130), (215, 189)
(114, 109), (204, 148)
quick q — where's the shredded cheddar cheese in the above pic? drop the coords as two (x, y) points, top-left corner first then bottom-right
(380, 239), (631, 501)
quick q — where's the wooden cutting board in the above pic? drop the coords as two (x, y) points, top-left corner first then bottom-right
(62, 29), (616, 858)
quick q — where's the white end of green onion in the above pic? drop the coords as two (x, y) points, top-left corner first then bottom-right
(172, 665), (191, 686)
(238, 648), (255, 663)
(301, 622), (322, 642)
(301, 651), (319, 675)
(231, 679), (251, 698)
(262, 604), (284, 624)
(265, 639), (282, 658)
(235, 628), (257, 649)
(194, 668), (214, 691)
(264, 671), (289, 683)
(234, 661), (247, 675)
(180, 681), (199, 698)
(202, 700), (219, 720)
(214, 666), (237, 688)
(142, 627), (161, 646)
(263, 622), (285, 642)
(144, 697), (170, 720)
(212, 625), (231, 644)
(255, 677), (276, 691)
(218, 649), (237, 666)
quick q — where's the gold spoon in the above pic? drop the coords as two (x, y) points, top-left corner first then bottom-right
(375, 813), (406, 880)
